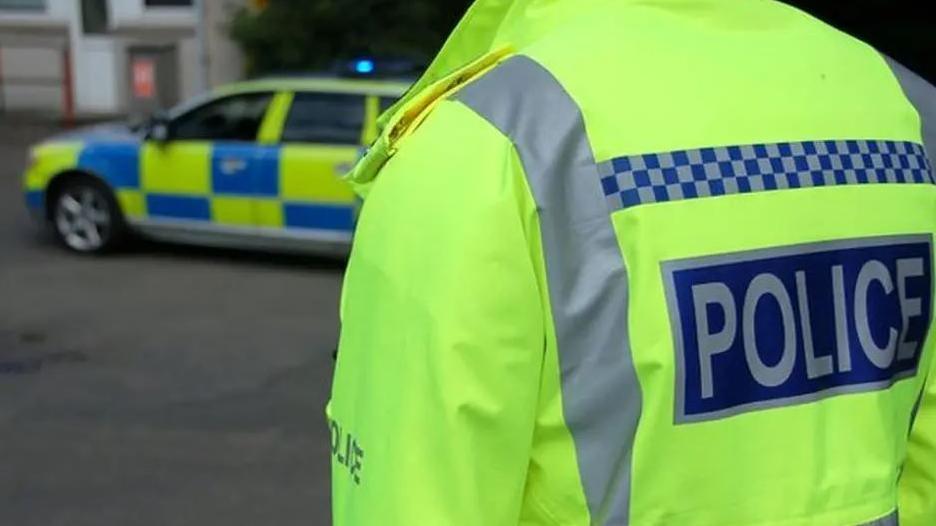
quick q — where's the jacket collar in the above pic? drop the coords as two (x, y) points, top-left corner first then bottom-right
(349, 0), (608, 196)
(380, 0), (607, 129)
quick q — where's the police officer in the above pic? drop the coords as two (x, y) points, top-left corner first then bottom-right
(329, 1), (936, 524)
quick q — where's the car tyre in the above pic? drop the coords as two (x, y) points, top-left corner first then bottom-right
(51, 177), (126, 254)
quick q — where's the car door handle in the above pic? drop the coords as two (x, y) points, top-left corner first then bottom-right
(219, 158), (247, 175)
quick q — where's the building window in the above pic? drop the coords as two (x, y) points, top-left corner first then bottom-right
(80, 0), (109, 34)
(144, 0), (194, 7)
(0, 0), (45, 10)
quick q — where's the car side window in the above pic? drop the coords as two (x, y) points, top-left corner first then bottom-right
(379, 97), (399, 114)
(281, 92), (366, 145)
(170, 92), (273, 142)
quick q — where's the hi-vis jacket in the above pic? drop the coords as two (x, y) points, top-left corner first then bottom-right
(329, 1), (936, 524)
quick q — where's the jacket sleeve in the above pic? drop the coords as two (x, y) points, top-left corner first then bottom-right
(329, 99), (545, 525)
(901, 356), (936, 526)
(886, 57), (936, 526)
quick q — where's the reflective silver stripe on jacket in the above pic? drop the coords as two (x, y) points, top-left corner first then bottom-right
(456, 55), (642, 525)
(859, 510), (898, 526)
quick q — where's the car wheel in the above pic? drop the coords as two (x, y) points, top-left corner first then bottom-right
(52, 178), (125, 254)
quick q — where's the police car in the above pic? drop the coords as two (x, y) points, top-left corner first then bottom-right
(22, 69), (409, 254)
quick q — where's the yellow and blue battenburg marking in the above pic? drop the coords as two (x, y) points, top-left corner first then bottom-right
(617, 139), (936, 424)
(23, 141), (82, 214)
(25, 190), (44, 210)
(600, 140), (934, 210)
(29, 138), (358, 234)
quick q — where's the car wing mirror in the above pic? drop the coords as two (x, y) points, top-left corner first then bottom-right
(147, 113), (171, 143)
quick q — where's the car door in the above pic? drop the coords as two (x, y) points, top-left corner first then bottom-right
(140, 91), (275, 230)
(275, 91), (366, 240)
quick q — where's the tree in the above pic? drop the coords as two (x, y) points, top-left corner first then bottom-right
(229, 1), (935, 83)
(229, 0), (472, 77)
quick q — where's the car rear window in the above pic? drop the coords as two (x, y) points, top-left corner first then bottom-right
(281, 92), (366, 145)
(379, 97), (399, 114)
(171, 92), (273, 142)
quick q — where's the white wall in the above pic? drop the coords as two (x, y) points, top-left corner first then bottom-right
(110, 0), (195, 29)
(46, 0), (70, 17)
(73, 36), (122, 114)
(203, 0), (245, 88)
(70, 0), (195, 115)
(177, 35), (199, 101)
(2, 0), (232, 116)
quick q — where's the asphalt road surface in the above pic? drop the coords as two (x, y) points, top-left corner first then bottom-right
(0, 117), (339, 526)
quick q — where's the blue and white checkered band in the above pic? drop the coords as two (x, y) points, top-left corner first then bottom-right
(599, 140), (935, 211)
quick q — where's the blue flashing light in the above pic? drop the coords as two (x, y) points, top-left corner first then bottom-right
(354, 59), (375, 75)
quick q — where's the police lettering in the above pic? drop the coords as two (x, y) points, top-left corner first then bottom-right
(692, 258), (925, 399)
(330, 418), (365, 485)
(665, 237), (932, 422)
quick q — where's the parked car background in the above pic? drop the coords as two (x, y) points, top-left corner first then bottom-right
(21, 76), (409, 254)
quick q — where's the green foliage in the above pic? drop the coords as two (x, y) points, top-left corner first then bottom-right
(229, 0), (472, 77)
(229, 1), (936, 83)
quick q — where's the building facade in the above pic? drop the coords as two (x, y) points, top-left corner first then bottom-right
(0, 0), (245, 118)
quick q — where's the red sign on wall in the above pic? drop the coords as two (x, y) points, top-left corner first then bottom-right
(132, 58), (155, 99)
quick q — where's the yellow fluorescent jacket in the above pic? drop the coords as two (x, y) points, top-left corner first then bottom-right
(330, 1), (936, 524)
